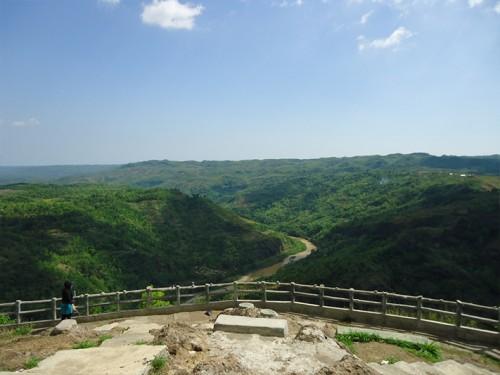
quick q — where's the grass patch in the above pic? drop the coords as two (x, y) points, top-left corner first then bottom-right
(24, 356), (40, 369)
(386, 356), (400, 364)
(73, 340), (98, 349)
(14, 324), (33, 336)
(73, 334), (112, 349)
(149, 354), (168, 374)
(97, 334), (112, 345)
(336, 331), (441, 362)
(135, 339), (149, 345)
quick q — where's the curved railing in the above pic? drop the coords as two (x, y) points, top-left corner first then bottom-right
(1, 281), (498, 347)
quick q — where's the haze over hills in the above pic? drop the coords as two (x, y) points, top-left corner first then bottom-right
(0, 153), (499, 304)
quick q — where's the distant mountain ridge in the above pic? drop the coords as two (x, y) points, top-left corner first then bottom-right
(0, 153), (498, 186)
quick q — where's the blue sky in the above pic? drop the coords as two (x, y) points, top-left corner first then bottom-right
(0, 0), (499, 165)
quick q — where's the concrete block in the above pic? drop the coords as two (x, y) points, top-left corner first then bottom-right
(214, 314), (288, 337)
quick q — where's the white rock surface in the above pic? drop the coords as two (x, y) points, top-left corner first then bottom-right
(99, 320), (162, 347)
(23, 345), (167, 375)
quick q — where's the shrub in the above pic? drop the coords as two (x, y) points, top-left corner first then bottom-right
(150, 354), (168, 373)
(0, 314), (14, 325)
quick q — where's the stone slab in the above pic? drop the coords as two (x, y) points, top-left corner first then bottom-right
(214, 314), (288, 337)
(22, 345), (167, 375)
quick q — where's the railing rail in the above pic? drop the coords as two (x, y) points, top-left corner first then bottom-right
(1, 281), (498, 342)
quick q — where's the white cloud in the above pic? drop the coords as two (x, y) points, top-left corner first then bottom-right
(494, 1), (500, 13)
(468, 0), (483, 7)
(9, 117), (40, 128)
(358, 26), (413, 51)
(274, 0), (304, 7)
(360, 10), (374, 24)
(99, 0), (120, 5)
(141, 0), (204, 30)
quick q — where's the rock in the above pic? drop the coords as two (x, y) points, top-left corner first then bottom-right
(295, 325), (327, 343)
(222, 307), (261, 318)
(190, 338), (206, 352)
(51, 319), (77, 335)
(260, 309), (278, 318)
(315, 355), (379, 375)
(322, 323), (337, 339)
(152, 322), (208, 355)
(192, 354), (250, 375)
(238, 302), (255, 309)
(93, 322), (119, 332)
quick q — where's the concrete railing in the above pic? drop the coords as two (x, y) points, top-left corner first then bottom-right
(1, 281), (498, 347)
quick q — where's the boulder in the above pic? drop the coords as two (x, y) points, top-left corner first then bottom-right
(238, 302), (255, 309)
(51, 319), (77, 335)
(260, 309), (278, 318)
(295, 325), (327, 343)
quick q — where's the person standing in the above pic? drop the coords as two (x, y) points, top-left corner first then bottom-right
(61, 281), (74, 320)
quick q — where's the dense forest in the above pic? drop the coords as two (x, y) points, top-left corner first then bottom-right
(273, 183), (500, 305)
(0, 185), (283, 301)
(0, 154), (498, 304)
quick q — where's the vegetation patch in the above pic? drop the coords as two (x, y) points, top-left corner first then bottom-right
(24, 356), (40, 369)
(336, 332), (441, 362)
(73, 334), (112, 349)
(149, 354), (168, 374)
(0, 315), (14, 325)
(14, 325), (32, 336)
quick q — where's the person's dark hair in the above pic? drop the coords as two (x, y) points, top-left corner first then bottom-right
(64, 281), (72, 289)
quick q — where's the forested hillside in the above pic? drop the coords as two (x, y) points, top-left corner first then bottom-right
(1, 154), (498, 304)
(273, 183), (500, 305)
(0, 185), (283, 301)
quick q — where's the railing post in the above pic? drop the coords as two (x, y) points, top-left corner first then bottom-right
(456, 300), (463, 328)
(233, 281), (238, 302)
(146, 286), (152, 309)
(290, 282), (296, 304)
(51, 297), (57, 320)
(176, 285), (181, 306)
(15, 300), (22, 324)
(85, 294), (90, 316)
(262, 282), (267, 303)
(416, 296), (423, 322)
(116, 292), (121, 312)
(205, 284), (210, 304)
(319, 284), (325, 307)
(382, 292), (387, 315)
(349, 288), (354, 311)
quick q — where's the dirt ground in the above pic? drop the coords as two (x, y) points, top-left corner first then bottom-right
(353, 342), (422, 364)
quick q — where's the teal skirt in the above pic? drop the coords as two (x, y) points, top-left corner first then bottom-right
(60, 303), (73, 315)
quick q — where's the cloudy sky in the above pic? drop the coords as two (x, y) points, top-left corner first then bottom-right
(0, 0), (499, 165)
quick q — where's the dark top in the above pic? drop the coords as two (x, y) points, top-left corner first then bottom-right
(61, 288), (73, 304)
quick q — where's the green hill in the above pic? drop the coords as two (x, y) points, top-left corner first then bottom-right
(1, 154), (498, 304)
(273, 183), (500, 305)
(0, 185), (283, 302)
